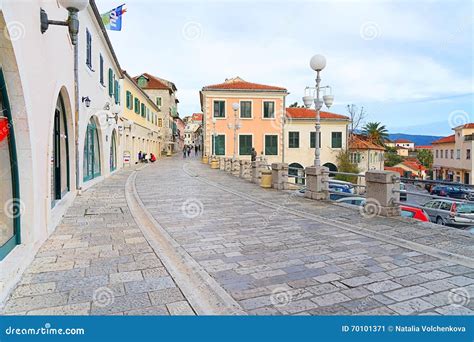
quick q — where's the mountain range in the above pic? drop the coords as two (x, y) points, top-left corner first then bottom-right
(388, 133), (443, 146)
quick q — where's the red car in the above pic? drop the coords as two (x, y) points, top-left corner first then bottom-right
(400, 205), (429, 222)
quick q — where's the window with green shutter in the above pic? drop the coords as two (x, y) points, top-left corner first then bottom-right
(213, 100), (225, 118)
(108, 69), (113, 97)
(263, 101), (275, 118)
(86, 29), (92, 69)
(126, 91), (132, 109)
(213, 135), (225, 155)
(240, 101), (252, 118)
(99, 54), (104, 85)
(331, 132), (342, 148)
(239, 135), (252, 155)
(265, 135), (278, 155)
(141, 104), (146, 117)
(288, 132), (299, 148)
(134, 98), (140, 114)
(310, 132), (321, 148)
(114, 80), (119, 104)
(156, 97), (162, 106)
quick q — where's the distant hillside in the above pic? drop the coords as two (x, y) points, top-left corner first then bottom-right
(388, 133), (443, 146)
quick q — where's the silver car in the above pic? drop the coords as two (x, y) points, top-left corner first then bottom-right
(421, 199), (474, 228)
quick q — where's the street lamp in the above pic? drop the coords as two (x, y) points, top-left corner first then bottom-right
(212, 117), (217, 157)
(40, 0), (88, 192)
(229, 102), (241, 159)
(303, 54), (335, 167)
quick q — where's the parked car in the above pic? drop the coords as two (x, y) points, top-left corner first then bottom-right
(328, 181), (355, 200)
(336, 197), (365, 206)
(430, 185), (469, 199)
(399, 205), (429, 222)
(336, 198), (429, 222)
(399, 182), (407, 201)
(421, 199), (474, 228)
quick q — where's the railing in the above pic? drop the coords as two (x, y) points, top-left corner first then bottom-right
(400, 177), (474, 188)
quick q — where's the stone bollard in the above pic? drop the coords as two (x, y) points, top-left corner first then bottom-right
(231, 159), (239, 175)
(271, 163), (288, 190)
(304, 166), (330, 200)
(239, 160), (249, 178)
(224, 158), (231, 172)
(251, 161), (261, 184)
(365, 170), (400, 217)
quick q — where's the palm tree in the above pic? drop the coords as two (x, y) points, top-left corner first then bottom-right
(361, 122), (388, 145)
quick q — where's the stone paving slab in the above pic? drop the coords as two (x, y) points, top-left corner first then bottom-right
(133, 157), (474, 315)
(1, 168), (194, 316)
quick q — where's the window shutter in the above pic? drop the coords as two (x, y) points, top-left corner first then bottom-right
(108, 69), (113, 97)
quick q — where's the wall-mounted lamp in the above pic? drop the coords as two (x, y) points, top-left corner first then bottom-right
(81, 96), (91, 108)
(40, 0), (89, 45)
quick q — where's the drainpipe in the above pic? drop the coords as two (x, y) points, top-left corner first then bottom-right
(282, 94), (286, 163)
(72, 10), (81, 194)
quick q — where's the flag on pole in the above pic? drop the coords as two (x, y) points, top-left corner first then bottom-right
(101, 4), (127, 31)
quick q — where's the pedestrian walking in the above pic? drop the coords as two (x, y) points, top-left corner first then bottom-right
(194, 145), (198, 155)
(187, 146), (191, 157)
(138, 151), (142, 164)
(183, 145), (187, 158)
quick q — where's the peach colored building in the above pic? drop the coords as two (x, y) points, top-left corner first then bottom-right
(200, 77), (288, 163)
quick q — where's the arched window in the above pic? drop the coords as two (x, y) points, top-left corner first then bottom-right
(0, 69), (21, 259)
(51, 93), (70, 207)
(110, 130), (117, 172)
(83, 118), (101, 181)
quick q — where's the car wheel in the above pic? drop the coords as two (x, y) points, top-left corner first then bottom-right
(436, 216), (445, 225)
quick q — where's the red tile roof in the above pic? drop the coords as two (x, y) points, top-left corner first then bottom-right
(401, 160), (426, 171)
(384, 166), (405, 176)
(286, 107), (349, 120)
(203, 77), (286, 91)
(461, 123), (474, 129)
(134, 73), (172, 90)
(415, 145), (433, 149)
(395, 138), (413, 143)
(349, 134), (385, 151)
(432, 134), (455, 144)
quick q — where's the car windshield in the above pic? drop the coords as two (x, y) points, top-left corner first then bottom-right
(457, 203), (474, 214)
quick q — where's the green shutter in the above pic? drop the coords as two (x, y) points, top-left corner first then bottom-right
(331, 132), (342, 148)
(214, 135), (225, 155)
(265, 135), (277, 155)
(239, 135), (252, 155)
(108, 69), (113, 97)
(289, 132), (299, 148)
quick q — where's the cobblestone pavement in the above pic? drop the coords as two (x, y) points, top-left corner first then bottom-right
(134, 157), (474, 315)
(1, 168), (194, 315)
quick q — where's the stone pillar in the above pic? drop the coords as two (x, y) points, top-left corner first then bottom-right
(251, 161), (261, 184)
(225, 158), (231, 172)
(304, 166), (329, 200)
(365, 171), (401, 217)
(219, 157), (225, 170)
(231, 159), (239, 175)
(240, 160), (249, 178)
(271, 163), (288, 190)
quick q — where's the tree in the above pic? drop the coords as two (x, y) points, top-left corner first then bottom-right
(289, 102), (303, 108)
(335, 150), (360, 183)
(384, 147), (404, 167)
(417, 149), (433, 169)
(361, 122), (389, 146)
(346, 104), (366, 136)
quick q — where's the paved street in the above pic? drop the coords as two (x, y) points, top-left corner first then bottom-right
(1, 157), (473, 315)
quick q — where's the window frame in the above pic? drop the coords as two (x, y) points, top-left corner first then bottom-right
(331, 132), (343, 149)
(213, 100), (226, 118)
(238, 134), (253, 156)
(212, 133), (226, 156)
(264, 134), (278, 156)
(239, 100), (253, 119)
(288, 131), (300, 148)
(85, 28), (92, 70)
(262, 100), (276, 119)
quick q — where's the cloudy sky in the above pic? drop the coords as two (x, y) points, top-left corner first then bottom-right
(98, 0), (472, 136)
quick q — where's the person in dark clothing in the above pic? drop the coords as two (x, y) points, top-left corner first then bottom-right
(187, 146), (191, 157)
(183, 145), (187, 158)
(251, 148), (257, 162)
(138, 151), (142, 163)
(195, 145), (198, 155)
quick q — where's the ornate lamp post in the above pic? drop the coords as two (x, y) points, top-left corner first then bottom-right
(228, 102), (241, 159)
(302, 54), (335, 167)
